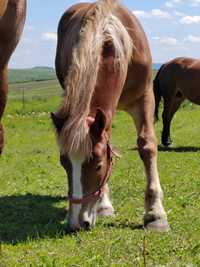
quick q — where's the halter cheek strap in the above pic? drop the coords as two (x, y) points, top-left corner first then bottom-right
(68, 143), (115, 205)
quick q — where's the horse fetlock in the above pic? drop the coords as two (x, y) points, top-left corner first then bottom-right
(145, 188), (163, 203)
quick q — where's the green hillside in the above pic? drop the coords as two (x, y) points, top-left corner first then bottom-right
(8, 66), (158, 85)
(8, 67), (56, 84)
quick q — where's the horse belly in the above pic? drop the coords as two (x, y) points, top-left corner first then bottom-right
(180, 71), (200, 105)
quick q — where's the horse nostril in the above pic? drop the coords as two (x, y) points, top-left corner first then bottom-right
(82, 221), (91, 230)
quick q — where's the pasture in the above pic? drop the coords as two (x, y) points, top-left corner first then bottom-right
(0, 80), (200, 266)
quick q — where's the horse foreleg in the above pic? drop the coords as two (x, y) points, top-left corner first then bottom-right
(129, 92), (169, 231)
(97, 183), (115, 217)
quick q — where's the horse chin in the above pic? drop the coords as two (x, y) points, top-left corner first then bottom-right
(68, 204), (97, 231)
(80, 206), (97, 230)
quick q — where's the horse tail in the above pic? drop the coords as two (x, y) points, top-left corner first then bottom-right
(59, 0), (133, 156)
(153, 64), (165, 121)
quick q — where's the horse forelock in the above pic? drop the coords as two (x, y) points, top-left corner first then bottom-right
(59, 116), (92, 158)
(57, 0), (133, 157)
(0, 0), (8, 17)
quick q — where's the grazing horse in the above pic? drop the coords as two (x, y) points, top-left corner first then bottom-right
(0, 0), (26, 153)
(154, 57), (200, 147)
(52, 0), (169, 231)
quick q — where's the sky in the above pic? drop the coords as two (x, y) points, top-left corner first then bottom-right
(9, 0), (200, 68)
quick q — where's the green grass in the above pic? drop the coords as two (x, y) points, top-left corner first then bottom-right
(0, 80), (200, 266)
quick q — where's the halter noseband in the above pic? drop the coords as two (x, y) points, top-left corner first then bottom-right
(68, 143), (119, 205)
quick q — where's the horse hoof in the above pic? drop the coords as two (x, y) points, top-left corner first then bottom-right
(162, 139), (172, 147)
(144, 217), (170, 232)
(162, 138), (172, 147)
(97, 206), (115, 217)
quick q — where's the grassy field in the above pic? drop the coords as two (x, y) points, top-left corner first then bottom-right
(0, 80), (200, 266)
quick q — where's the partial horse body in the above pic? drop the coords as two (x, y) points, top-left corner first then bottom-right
(52, 0), (169, 231)
(154, 57), (200, 147)
(0, 0), (26, 153)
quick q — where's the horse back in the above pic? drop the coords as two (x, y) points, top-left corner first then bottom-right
(55, 3), (93, 88)
(155, 57), (200, 104)
(56, 1), (152, 105)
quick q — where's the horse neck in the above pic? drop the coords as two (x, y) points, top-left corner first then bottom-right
(0, 0), (8, 17)
(90, 59), (125, 127)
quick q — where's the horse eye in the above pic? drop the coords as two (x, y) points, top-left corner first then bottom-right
(96, 164), (102, 171)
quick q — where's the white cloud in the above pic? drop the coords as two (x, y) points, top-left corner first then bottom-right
(174, 11), (186, 17)
(190, 0), (200, 6)
(166, 0), (200, 7)
(187, 35), (200, 43)
(151, 9), (171, 18)
(41, 32), (57, 42)
(133, 9), (171, 19)
(165, 1), (174, 8)
(133, 10), (150, 19)
(180, 15), (200, 24)
(154, 36), (179, 46)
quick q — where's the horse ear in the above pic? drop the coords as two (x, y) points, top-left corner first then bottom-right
(51, 112), (66, 133)
(90, 109), (106, 140)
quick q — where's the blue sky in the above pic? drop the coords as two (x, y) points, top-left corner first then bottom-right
(9, 0), (200, 68)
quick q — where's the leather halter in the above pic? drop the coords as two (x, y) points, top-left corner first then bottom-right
(68, 143), (119, 205)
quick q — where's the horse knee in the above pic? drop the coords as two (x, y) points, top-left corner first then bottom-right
(0, 123), (4, 154)
(137, 136), (157, 161)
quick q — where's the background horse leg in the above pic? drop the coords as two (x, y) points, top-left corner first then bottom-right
(128, 91), (169, 231)
(0, 67), (8, 154)
(162, 94), (184, 147)
(97, 184), (115, 217)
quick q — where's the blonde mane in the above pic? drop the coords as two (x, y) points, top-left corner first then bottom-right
(58, 0), (133, 156)
(0, 0), (8, 17)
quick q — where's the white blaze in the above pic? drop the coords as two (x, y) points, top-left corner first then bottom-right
(69, 155), (84, 229)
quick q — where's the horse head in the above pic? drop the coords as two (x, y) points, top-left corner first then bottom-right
(51, 109), (114, 231)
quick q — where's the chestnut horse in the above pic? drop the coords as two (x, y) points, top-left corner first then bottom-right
(154, 57), (200, 147)
(52, 0), (169, 231)
(0, 0), (26, 153)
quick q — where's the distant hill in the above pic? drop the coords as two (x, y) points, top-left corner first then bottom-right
(8, 65), (161, 84)
(8, 66), (56, 84)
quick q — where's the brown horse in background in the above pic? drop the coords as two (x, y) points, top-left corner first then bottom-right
(52, 0), (169, 231)
(154, 57), (200, 147)
(0, 0), (26, 153)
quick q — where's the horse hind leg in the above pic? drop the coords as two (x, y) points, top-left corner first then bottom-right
(162, 99), (173, 147)
(162, 92), (184, 147)
(128, 92), (169, 232)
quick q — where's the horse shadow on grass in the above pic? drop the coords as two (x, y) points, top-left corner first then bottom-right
(101, 221), (144, 231)
(0, 194), (73, 244)
(157, 145), (200, 153)
(0, 194), (144, 244)
(129, 145), (200, 153)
